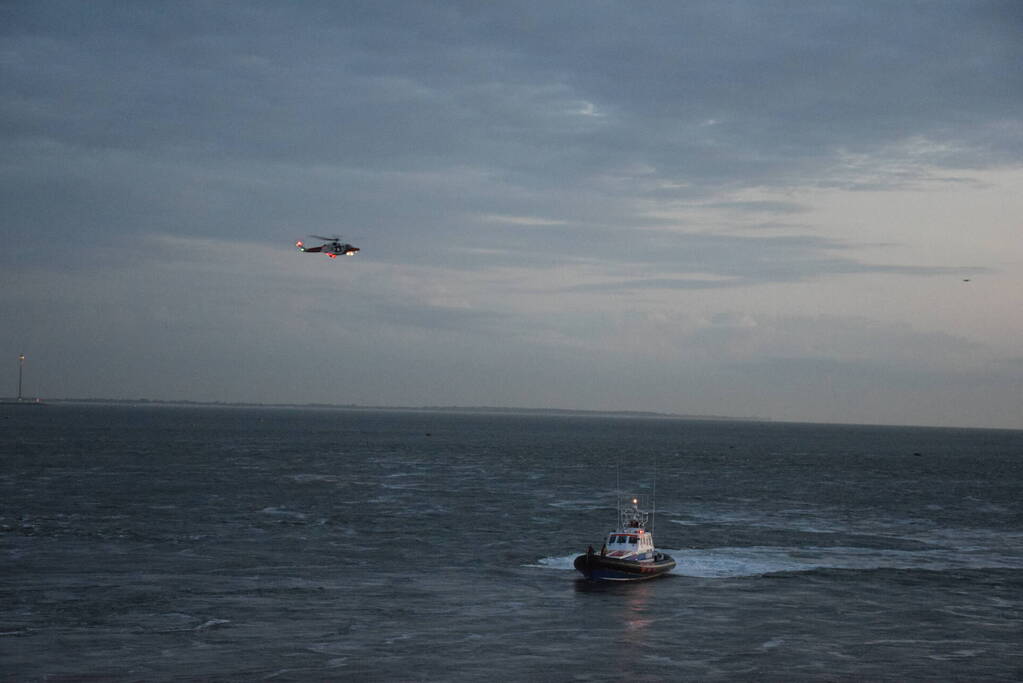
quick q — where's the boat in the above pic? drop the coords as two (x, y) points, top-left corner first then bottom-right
(573, 496), (676, 581)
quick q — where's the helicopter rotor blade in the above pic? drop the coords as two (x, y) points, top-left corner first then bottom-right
(310, 235), (341, 242)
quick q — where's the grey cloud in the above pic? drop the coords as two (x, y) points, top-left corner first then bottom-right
(3, 1), (1021, 427)
(3, 1), (1021, 263)
(568, 277), (749, 293)
(703, 201), (810, 215)
(566, 264), (980, 294)
(5, 2), (1021, 173)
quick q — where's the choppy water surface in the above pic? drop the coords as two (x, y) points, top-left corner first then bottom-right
(2, 405), (1021, 680)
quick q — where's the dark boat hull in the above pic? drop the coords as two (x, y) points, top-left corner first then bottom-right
(573, 551), (676, 581)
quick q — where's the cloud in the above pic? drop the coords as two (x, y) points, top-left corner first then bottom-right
(2, 1), (1022, 427)
(704, 201), (810, 215)
(5, 3), (1021, 172)
(3, 2), (1021, 270)
(478, 214), (568, 227)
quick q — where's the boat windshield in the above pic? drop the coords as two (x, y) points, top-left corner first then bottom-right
(609, 534), (637, 544)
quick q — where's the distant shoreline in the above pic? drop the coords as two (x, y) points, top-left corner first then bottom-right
(19, 397), (765, 422)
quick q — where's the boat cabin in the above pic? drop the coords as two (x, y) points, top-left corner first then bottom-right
(606, 529), (654, 555)
(601, 497), (657, 559)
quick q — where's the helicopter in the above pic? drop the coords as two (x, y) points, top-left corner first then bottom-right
(295, 235), (360, 258)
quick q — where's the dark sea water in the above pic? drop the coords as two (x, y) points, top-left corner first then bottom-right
(2, 405), (1021, 681)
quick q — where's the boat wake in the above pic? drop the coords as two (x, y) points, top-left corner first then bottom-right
(534, 543), (1022, 579)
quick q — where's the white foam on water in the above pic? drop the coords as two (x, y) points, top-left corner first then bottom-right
(548, 500), (603, 511)
(674, 545), (1023, 577)
(669, 513), (854, 536)
(288, 474), (340, 484)
(259, 507), (307, 520)
(530, 554), (577, 571)
(667, 547), (813, 578)
(195, 619), (231, 631)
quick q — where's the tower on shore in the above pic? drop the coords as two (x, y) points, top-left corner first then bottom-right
(17, 353), (25, 401)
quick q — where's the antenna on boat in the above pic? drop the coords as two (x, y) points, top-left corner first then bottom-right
(616, 462), (621, 528)
(651, 454), (657, 533)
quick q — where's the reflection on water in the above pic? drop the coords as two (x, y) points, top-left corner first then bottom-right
(622, 581), (653, 637)
(573, 575), (661, 677)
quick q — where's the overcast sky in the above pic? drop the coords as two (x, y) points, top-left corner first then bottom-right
(2, 1), (1021, 428)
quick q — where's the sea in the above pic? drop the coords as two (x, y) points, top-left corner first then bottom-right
(2, 404), (1021, 681)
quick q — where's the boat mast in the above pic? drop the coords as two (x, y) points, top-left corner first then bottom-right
(652, 454), (657, 533)
(616, 462), (621, 528)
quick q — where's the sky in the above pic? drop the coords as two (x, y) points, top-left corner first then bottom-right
(2, 1), (1022, 429)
